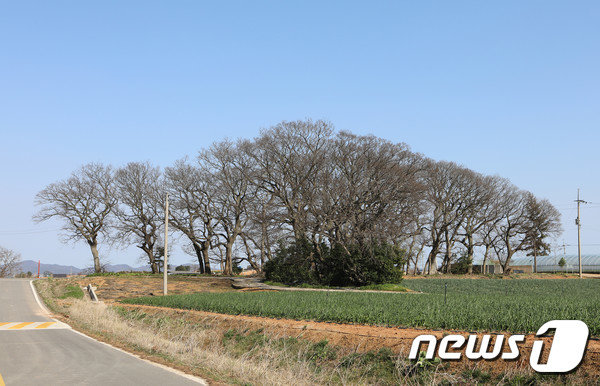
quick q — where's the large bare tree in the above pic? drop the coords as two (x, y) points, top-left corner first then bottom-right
(114, 162), (163, 273)
(200, 139), (257, 276)
(494, 187), (536, 273)
(34, 163), (116, 273)
(164, 159), (215, 274)
(250, 119), (333, 240)
(422, 161), (468, 274)
(313, 132), (423, 249)
(521, 193), (563, 272)
(0, 246), (21, 277)
(457, 174), (499, 273)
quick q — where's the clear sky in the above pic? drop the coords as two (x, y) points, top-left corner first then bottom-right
(1, 1), (599, 269)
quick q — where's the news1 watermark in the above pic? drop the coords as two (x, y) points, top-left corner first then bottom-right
(408, 320), (589, 373)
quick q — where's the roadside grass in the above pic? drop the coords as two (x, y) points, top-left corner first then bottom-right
(58, 284), (85, 299)
(122, 279), (600, 336)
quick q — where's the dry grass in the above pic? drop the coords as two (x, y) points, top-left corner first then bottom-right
(37, 279), (331, 384)
(67, 300), (328, 385)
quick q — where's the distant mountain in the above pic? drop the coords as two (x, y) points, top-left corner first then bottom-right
(19, 260), (82, 275)
(18, 260), (150, 275)
(105, 264), (148, 272)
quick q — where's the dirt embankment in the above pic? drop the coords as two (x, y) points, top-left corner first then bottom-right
(70, 276), (236, 301)
(118, 303), (600, 378)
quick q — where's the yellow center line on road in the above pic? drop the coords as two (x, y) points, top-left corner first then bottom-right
(0, 372), (5, 386)
(0, 323), (9, 327)
(35, 322), (55, 329)
(8, 322), (35, 329)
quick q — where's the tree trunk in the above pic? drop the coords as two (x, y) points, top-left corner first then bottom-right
(413, 252), (420, 275)
(259, 236), (266, 271)
(144, 248), (158, 274)
(501, 249), (514, 275)
(426, 249), (438, 274)
(224, 240), (234, 276)
(444, 240), (454, 274)
(482, 245), (490, 274)
(466, 234), (474, 274)
(89, 240), (101, 273)
(533, 241), (537, 273)
(202, 242), (212, 275)
(192, 242), (206, 274)
(423, 258), (430, 275)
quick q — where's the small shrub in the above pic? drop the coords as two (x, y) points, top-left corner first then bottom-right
(264, 238), (405, 287)
(450, 252), (472, 274)
(264, 238), (320, 285)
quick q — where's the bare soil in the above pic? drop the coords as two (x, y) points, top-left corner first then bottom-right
(70, 276), (236, 301)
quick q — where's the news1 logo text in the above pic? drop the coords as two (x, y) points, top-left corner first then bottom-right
(408, 320), (589, 373)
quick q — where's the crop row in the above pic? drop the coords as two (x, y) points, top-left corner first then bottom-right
(122, 279), (600, 336)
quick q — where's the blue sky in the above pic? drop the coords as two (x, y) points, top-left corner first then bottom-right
(1, 1), (599, 268)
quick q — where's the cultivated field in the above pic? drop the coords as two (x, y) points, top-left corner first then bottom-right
(122, 278), (600, 336)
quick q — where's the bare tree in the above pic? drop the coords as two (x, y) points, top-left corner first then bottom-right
(164, 159), (216, 274)
(475, 184), (506, 273)
(113, 162), (163, 273)
(200, 139), (257, 276)
(422, 161), (469, 274)
(34, 163), (116, 273)
(241, 190), (285, 270)
(457, 174), (500, 273)
(313, 131), (424, 250)
(494, 187), (531, 274)
(0, 246), (21, 277)
(522, 193), (563, 272)
(250, 119), (333, 240)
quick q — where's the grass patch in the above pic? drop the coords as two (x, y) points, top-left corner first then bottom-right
(123, 279), (600, 336)
(359, 283), (408, 292)
(58, 284), (85, 299)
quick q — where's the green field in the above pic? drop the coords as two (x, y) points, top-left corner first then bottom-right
(122, 279), (600, 336)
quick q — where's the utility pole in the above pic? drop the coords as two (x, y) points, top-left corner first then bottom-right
(533, 239), (537, 274)
(560, 241), (567, 273)
(163, 193), (169, 295)
(575, 189), (587, 279)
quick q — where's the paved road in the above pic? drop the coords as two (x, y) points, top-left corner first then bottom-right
(0, 279), (205, 385)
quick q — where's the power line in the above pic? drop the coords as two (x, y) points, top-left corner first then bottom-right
(560, 243), (600, 247)
(575, 189), (588, 278)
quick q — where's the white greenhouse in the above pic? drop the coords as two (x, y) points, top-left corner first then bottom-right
(510, 255), (600, 273)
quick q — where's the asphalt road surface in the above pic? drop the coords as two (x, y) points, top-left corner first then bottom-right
(0, 279), (205, 385)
